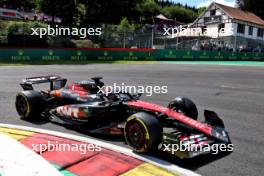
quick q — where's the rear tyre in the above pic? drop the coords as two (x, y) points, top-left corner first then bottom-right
(168, 96), (198, 120)
(15, 91), (44, 119)
(124, 112), (162, 153)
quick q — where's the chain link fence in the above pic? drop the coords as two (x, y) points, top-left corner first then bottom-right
(101, 26), (264, 53)
(1, 20), (264, 53)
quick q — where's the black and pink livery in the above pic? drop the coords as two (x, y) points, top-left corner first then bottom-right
(15, 75), (231, 158)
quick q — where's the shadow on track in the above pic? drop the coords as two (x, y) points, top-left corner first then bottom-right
(20, 116), (232, 171)
(152, 150), (232, 171)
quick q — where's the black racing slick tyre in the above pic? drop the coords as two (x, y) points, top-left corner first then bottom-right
(168, 96), (198, 120)
(124, 112), (162, 153)
(15, 91), (44, 119)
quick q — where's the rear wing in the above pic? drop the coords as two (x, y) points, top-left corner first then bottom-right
(20, 75), (67, 91)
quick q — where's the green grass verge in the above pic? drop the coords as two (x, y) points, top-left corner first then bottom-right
(162, 61), (264, 66)
(0, 60), (158, 65)
(1, 60), (264, 66)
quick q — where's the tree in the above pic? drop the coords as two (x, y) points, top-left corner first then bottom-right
(73, 3), (86, 27)
(236, 0), (264, 20)
(0, 0), (39, 11)
(85, 0), (143, 24)
(198, 7), (206, 16)
(162, 5), (198, 23)
(0, 0), (201, 26)
(117, 17), (135, 32)
(117, 17), (135, 48)
(41, 0), (76, 25)
(136, 0), (162, 19)
(236, 0), (244, 8)
(83, 0), (199, 24)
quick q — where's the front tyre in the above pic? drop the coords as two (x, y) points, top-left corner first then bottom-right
(124, 112), (162, 153)
(15, 91), (44, 119)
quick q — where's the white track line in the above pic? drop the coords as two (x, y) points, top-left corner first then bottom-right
(0, 132), (63, 176)
(0, 123), (201, 176)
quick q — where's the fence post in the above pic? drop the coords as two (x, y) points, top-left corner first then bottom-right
(234, 35), (237, 52)
(151, 26), (154, 48)
(123, 29), (126, 48)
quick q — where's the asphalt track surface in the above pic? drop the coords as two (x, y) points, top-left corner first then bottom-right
(0, 63), (263, 176)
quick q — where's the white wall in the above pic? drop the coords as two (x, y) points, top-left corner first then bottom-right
(191, 3), (264, 41)
(205, 24), (220, 38)
(216, 9), (222, 16)
(232, 23), (264, 41)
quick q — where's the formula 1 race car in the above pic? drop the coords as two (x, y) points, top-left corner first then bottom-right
(15, 75), (232, 158)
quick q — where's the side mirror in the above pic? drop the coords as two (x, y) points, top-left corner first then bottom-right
(133, 93), (142, 100)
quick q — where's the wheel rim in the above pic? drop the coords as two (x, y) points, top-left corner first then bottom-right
(16, 95), (28, 116)
(127, 122), (146, 148)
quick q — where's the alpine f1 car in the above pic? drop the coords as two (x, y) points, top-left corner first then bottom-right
(15, 75), (232, 158)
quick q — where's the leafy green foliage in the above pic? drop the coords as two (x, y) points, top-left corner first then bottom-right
(41, 0), (76, 25)
(237, 0), (264, 19)
(0, 0), (39, 11)
(39, 0), (200, 25)
(0, 0), (201, 25)
(83, 0), (142, 24)
(7, 21), (47, 35)
(198, 7), (206, 16)
(6, 21), (48, 47)
(47, 36), (75, 47)
(162, 5), (198, 23)
(137, 0), (162, 18)
(117, 17), (135, 32)
(73, 3), (86, 27)
(72, 39), (98, 48)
